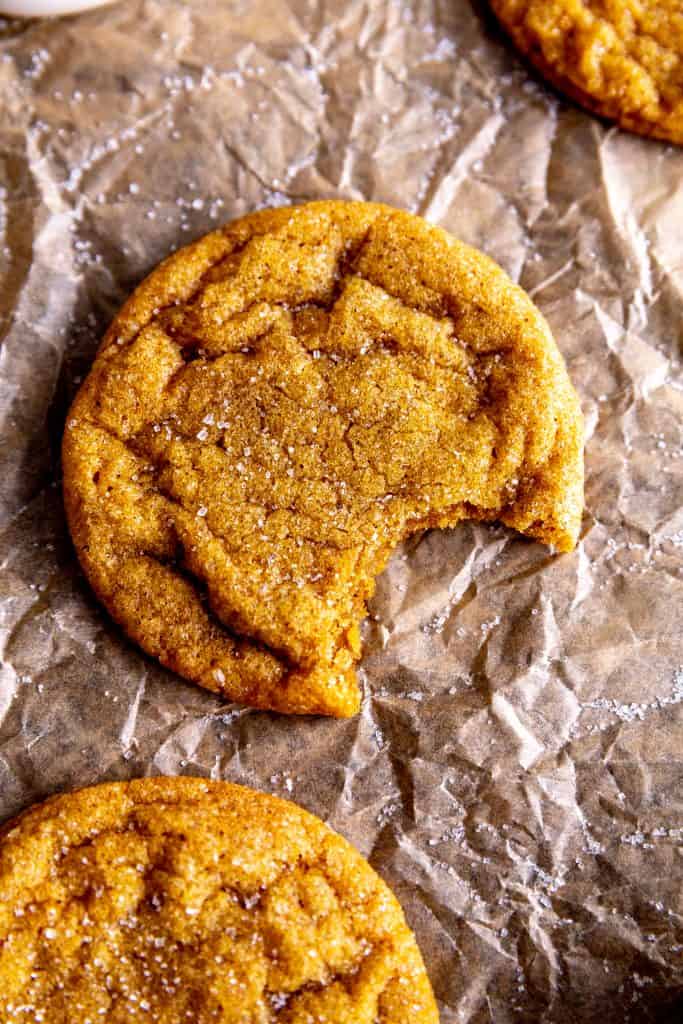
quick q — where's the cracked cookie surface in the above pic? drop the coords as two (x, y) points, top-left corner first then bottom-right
(491, 0), (683, 144)
(62, 200), (584, 716)
(0, 777), (439, 1023)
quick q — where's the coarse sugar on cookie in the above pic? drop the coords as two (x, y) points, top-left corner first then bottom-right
(62, 200), (584, 716)
(491, 0), (683, 145)
(0, 777), (439, 1023)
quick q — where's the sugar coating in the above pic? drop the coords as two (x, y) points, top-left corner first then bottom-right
(0, 778), (438, 1022)
(491, 0), (683, 144)
(62, 201), (584, 716)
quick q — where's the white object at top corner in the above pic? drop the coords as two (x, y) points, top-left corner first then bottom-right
(1, 0), (114, 16)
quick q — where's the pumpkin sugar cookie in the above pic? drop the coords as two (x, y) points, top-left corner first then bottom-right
(0, 777), (439, 1023)
(62, 200), (584, 717)
(490, 1), (683, 145)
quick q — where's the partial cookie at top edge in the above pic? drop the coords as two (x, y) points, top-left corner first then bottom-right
(490, 0), (683, 145)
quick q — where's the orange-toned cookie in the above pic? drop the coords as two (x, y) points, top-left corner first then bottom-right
(0, 777), (439, 1023)
(491, 0), (683, 144)
(63, 201), (583, 716)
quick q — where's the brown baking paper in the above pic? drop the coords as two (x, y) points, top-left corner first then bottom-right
(0, 1), (682, 1020)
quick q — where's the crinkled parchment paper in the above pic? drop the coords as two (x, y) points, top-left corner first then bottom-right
(0, 1), (682, 1020)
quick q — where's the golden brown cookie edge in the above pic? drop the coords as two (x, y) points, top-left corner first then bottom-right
(489, 0), (683, 146)
(0, 776), (440, 1023)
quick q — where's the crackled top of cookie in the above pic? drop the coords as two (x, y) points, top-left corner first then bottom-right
(63, 201), (583, 716)
(0, 778), (438, 1023)
(491, 0), (683, 144)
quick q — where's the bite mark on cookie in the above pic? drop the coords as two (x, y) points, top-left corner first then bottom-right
(63, 201), (584, 716)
